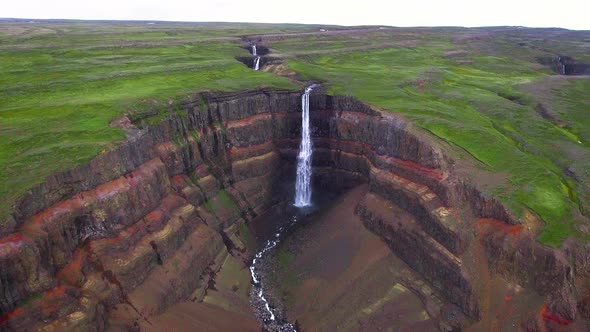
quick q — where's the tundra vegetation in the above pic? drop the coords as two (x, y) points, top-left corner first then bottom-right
(1, 20), (589, 246)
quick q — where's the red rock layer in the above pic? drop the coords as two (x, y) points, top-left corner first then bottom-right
(0, 89), (587, 330)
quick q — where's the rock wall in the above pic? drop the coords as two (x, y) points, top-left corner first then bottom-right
(538, 55), (590, 76)
(0, 88), (587, 330)
(0, 89), (303, 331)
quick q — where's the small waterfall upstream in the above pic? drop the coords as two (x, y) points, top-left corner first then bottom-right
(294, 85), (316, 207)
(252, 44), (261, 71)
(254, 57), (261, 71)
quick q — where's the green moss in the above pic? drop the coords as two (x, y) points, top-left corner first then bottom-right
(237, 221), (256, 251)
(217, 190), (237, 209)
(202, 198), (214, 213)
(0, 22), (302, 219)
(190, 129), (201, 142)
(171, 133), (186, 148)
(276, 248), (296, 269)
(273, 247), (300, 305)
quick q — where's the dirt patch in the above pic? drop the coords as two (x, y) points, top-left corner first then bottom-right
(535, 103), (569, 128)
(461, 218), (547, 332)
(269, 185), (440, 331)
(203, 253), (254, 317)
(443, 50), (469, 58)
(139, 301), (259, 332)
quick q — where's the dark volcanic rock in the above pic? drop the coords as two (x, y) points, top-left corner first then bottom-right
(1, 88), (588, 330)
(538, 55), (590, 75)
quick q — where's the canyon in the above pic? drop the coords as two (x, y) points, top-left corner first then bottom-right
(1, 87), (590, 331)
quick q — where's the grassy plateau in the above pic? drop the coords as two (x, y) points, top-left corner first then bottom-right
(1, 20), (589, 246)
(0, 21), (306, 220)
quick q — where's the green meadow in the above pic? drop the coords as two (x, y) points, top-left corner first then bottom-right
(272, 28), (590, 246)
(1, 21), (589, 246)
(0, 21), (301, 220)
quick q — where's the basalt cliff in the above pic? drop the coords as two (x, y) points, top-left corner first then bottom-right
(1, 88), (589, 331)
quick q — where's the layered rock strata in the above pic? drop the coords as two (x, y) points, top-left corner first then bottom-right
(0, 89), (587, 330)
(0, 89), (303, 330)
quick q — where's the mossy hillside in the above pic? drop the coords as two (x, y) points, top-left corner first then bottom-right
(0, 22), (302, 220)
(276, 32), (590, 246)
(552, 79), (590, 145)
(2, 22), (589, 247)
(544, 79), (590, 218)
(0, 21), (327, 48)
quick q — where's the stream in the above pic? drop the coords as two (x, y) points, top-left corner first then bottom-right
(248, 204), (306, 332)
(247, 195), (336, 332)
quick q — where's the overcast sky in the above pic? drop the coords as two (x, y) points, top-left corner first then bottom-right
(3, 0), (589, 30)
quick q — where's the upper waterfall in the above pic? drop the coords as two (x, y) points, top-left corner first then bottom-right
(252, 44), (261, 71)
(254, 56), (261, 71)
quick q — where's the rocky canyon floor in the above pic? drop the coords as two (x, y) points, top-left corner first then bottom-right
(267, 185), (438, 331)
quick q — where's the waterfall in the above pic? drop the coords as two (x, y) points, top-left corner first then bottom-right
(252, 44), (261, 71)
(294, 85), (316, 207)
(254, 56), (261, 71)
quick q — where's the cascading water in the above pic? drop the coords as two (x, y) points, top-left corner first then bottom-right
(248, 86), (319, 331)
(294, 85), (316, 207)
(252, 44), (261, 71)
(254, 57), (261, 71)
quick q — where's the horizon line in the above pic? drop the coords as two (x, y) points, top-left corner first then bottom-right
(0, 17), (586, 32)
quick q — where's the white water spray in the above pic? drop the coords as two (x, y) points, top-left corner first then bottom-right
(252, 44), (261, 71)
(294, 85), (316, 207)
(254, 56), (261, 71)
